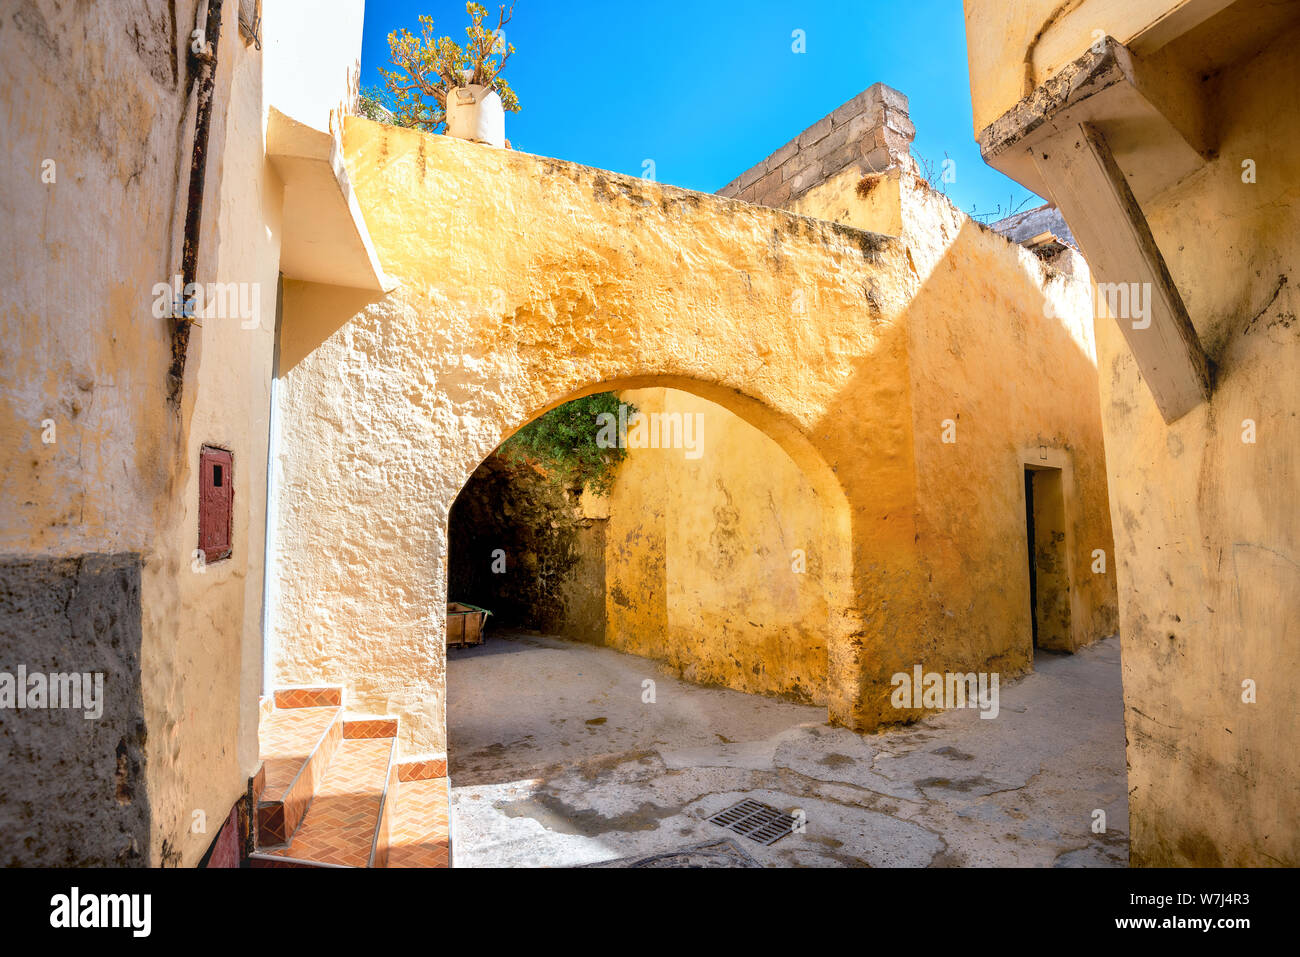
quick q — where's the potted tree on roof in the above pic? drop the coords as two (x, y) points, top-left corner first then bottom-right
(380, 2), (520, 149)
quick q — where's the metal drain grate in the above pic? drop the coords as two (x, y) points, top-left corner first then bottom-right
(706, 799), (799, 846)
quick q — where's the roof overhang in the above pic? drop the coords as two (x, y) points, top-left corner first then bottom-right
(976, 38), (1211, 204)
(266, 107), (394, 293)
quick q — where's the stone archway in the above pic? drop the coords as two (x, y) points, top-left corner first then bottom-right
(442, 375), (858, 713)
(269, 120), (929, 759)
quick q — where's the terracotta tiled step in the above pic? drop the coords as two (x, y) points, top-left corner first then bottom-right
(344, 718), (399, 739)
(255, 705), (343, 847)
(274, 686), (343, 709)
(251, 735), (396, 868)
(388, 775), (452, 868)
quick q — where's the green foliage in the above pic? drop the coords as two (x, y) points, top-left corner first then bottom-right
(357, 84), (397, 124)
(498, 393), (634, 496)
(379, 3), (521, 134)
(357, 85), (428, 131)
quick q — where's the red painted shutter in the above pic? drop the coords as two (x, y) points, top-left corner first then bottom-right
(199, 446), (234, 562)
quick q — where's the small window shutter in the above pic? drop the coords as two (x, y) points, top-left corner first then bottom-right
(199, 446), (234, 562)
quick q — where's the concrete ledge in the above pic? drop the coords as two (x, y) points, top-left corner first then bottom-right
(975, 37), (1210, 204)
(266, 107), (395, 293)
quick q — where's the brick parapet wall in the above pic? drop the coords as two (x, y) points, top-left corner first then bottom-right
(718, 83), (916, 209)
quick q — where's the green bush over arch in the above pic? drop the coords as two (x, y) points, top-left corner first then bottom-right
(498, 392), (634, 495)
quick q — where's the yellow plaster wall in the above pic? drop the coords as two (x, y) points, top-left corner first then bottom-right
(273, 117), (1115, 760)
(0, 0), (200, 558)
(898, 175), (1119, 688)
(964, 0), (1298, 865)
(604, 390), (671, 663)
(605, 389), (832, 704)
(145, 3), (285, 867)
(273, 119), (917, 758)
(786, 164), (905, 237)
(0, 0), (364, 866)
(1092, 25), (1300, 866)
(763, 149), (1117, 721)
(1, 1), (209, 867)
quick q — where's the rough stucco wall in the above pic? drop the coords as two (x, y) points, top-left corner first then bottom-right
(1096, 25), (1299, 866)
(142, 1), (285, 869)
(274, 120), (917, 758)
(0, 0), (350, 866)
(0, 0), (209, 866)
(271, 278), (450, 756)
(606, 388), (831, 704)
(772, 147), (1117, 716)
(897, 174), (1119, 687)
(272, 114), (1115, 758)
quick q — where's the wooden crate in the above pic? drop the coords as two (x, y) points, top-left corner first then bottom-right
(446, 602), (490, 648)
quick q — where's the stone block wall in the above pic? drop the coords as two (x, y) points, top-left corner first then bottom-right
(0, 554), (149, 866)
(718, 82), (916, 209)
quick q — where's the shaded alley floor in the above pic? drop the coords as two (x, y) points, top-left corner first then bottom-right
(446, 632), (1128, 867)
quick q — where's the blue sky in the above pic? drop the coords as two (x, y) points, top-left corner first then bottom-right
(359, 0), (1041, 221)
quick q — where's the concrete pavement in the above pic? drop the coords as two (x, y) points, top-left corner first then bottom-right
(446, 631), (1128, 867)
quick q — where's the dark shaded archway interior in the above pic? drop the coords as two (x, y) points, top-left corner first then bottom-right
(447, 453), (605, 641)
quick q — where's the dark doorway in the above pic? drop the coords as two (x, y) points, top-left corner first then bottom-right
(1024, 469), (1038, 648)
(1023, 465), (1071, 653)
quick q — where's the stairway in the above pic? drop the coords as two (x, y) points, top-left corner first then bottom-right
(248, 687), (451, 868)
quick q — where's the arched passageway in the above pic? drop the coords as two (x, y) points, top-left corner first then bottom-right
(268, 120), (1118, 762)
(444, 381), (853, 712)
(269, 122), (917, 758)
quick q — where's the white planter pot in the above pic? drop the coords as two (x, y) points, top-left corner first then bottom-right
(445, 84), (506, 148)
